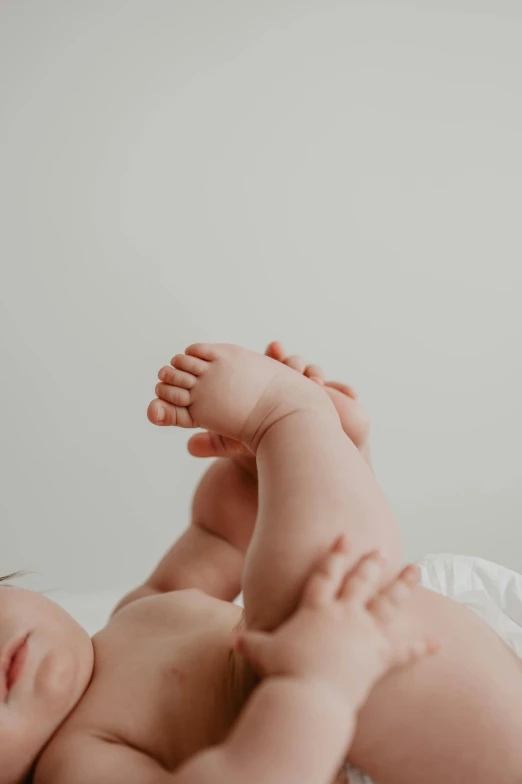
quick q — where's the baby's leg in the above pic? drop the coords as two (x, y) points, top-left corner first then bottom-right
(351, 585), (522, 783)
(153, 342), (402, 633)
(242, 390), (400, 631)
(153, 342), (522, 784)
(246, 390), (522, 783)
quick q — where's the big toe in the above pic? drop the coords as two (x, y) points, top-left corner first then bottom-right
(147, 398), (194, 428)
(148, 398), (168, 425)
(265, 341), (286, 361)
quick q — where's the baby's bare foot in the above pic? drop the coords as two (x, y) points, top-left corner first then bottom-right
(185, 341), (371, 466)
(147, 343), (332, 452)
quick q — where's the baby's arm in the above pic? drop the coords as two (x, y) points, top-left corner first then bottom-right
(50, 681), (349, 784)
(179, 543), (434, 784)
(114, 458), (257, 611)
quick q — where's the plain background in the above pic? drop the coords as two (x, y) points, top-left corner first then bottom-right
(1, 0), (521, 594)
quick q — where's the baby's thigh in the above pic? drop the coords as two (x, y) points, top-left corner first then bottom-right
(350, 586), (522, 784)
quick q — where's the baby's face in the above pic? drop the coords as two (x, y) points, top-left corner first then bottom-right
(0, 586), (93, 784)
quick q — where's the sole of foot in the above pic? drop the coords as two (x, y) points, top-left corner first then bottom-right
(175, 342), (370, 463)
(147, 343), (332, 452)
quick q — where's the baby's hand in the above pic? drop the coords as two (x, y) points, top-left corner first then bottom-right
(235, 537), (438, 711)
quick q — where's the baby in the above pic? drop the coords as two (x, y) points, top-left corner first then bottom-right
(3, 538), (428, 784)
(2, 340), (422, 784)
(2, 342), (522, 784)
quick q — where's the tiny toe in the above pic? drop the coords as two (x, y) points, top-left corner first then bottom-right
(147, 398), (195, 428)
(304, 363), (324, 380)
(265, 341), (287, 362)
(171, 353), (209, 376)
(284, 355), (307, 373)
(155, 383), (191, 407)
(148, 398), (167, 425)
(325, 381), (358, 400)
(185, 343), (217, 361)
(158, 366), (197, 389)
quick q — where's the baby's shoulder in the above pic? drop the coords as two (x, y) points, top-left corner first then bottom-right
(106, 588), (190, 632)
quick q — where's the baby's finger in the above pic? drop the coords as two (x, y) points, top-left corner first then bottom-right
(370, 564), (420, 623)
(394, 636), (440, 668)
(339, 551), (386, 605)
(302, 536), (351, 608)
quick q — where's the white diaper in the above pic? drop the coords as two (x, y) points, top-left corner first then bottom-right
(346, 553), (522, 783)
(345, 766), (373, 784)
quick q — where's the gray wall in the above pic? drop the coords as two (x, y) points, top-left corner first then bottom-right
(1, 0), (521, 593)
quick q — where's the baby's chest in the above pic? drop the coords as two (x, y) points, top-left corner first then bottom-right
(80, 635), (190, 766)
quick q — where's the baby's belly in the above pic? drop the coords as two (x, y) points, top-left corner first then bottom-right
(348, 586), (522, 784)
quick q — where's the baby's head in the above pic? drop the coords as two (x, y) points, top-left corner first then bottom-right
(0, 578), (94, 784)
